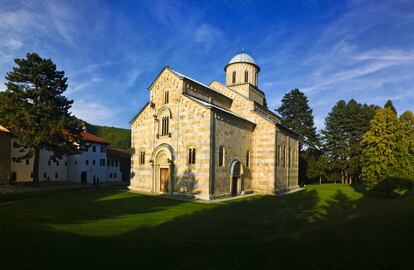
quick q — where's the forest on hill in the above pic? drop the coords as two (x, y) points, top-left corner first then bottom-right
(84, 122), (131, 149)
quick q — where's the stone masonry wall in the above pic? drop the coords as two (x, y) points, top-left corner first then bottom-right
(131, 69), (211, 197)
(0, 133), (11, 184)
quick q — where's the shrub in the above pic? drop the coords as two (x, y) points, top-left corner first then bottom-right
(372, 176), (414, 197)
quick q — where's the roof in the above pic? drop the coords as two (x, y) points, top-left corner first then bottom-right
(169, 68), (233, 103)
(225, 53), (260, 71)
(229, 53), (257, 65)
(0, 124), (10, 133)
(81, 131), (109, 145)
(107, 147), (133, 159)
(185, 94), (255, 126)
(276, 123), (301, 138)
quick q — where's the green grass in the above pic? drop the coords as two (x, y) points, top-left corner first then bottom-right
(0, 184), (413, 269)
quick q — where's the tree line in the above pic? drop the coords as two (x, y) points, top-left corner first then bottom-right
(276, 89), (414, 193)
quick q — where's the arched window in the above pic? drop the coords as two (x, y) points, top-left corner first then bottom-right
(188, 147), (196, 164)
(218, 146), (225, 167)
(140, 151), (145, 164)
(244, 71), (248, 83)
(232, 71), (236, 83)
(161, 116), (169, 135)
(164, 90), (169, 104)
(246, 151), (250, 168)
(157, 107), (172, 137)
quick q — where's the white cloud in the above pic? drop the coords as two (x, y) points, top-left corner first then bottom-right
(126, 68), (142, 87)
(194, 23), (224, 49)
(70, 100), (119, 124)
(67, 77), (103, 94)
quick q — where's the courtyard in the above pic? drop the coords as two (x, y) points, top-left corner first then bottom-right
(0, 184), (413, 269)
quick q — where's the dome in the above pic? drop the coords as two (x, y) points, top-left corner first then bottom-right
(225, 52), (260, 71)
(229, 53), (257, 65)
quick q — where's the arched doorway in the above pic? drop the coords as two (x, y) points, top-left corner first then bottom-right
(151, 144), (175, 194)
(229, 160), (242, 196)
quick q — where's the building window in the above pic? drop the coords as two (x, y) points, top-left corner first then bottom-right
(140, 151), (145, 164)
(43, 172), (46, 178)
(244, 71), (248, 83)
(246, 151), (250, 168)
(65, 161), (67, 166)
(100, 159), (105, 166)
(110, 173), (112, 178)
(93, 160), (96, 166)
(111, 160), (115, 167)
(30, 172), (33, 178)
(56, 161), (59, 166)
(75, 161), (77, 165)
(86, 160), (89, 165)
(161, 116), (169, 136)
(107, 159), (110, 167)
(218, 146), (225, 167)
(26, 159), (29, 165)
(188, 148), (196, 164)
(114, 173), (117, 178)
(92, 145), (96, 152)
(100, 146), (106, 153)
(164, 90), (169, 104)
(48, 160), (51, 166)
(55, 173), (58, 179)
(255, 72), (258, 85)
(232, 71), (236, 83)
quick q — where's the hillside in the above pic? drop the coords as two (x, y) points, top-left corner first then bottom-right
(85, 122), (131, 149)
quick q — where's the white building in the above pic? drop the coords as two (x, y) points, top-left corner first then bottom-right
(8, 130), (122, 184)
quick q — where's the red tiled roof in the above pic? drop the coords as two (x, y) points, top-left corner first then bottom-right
(81, 131), (109, 145)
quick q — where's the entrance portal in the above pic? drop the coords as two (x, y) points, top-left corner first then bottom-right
(160, 168), (169, 193)
(151, 144), (175, 194)
(81, 171), (87, 184)
(229, 160), (242, 196)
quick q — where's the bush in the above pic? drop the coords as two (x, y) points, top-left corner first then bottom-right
(372, 176), (414, 197)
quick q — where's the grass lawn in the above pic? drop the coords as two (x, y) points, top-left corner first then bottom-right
(0, 184), (413, 269)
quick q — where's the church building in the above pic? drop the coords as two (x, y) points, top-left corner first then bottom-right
(130, 53), (299, 200)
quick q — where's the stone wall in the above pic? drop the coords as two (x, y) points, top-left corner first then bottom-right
(275, 129), (299, 192)
(212, 110), (254, 196)
(0, 133), (11, 184)
(250, 117), (277, 193)
(225, 62), (259, 87)
(131, 69), (212, 197)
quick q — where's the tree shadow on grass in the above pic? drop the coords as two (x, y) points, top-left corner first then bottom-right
(1, 185), (414, 270)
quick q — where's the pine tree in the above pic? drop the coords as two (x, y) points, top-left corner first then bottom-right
(360, 108), (411, 187)
(384, 99), (397, 115)
(0, 53), (82, 182)
(276, 88), (320, 151)
(321, 99), (378, 183)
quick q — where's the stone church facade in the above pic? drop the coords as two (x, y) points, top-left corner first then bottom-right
(130, 53), (299, 200)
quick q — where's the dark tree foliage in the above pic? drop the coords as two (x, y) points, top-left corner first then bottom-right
(384, 99), (397, 115)
(321, 99), (379, 183)
(0, 53), (82, 182)
(276, 89), (320, 151)
(84, 122), (131, 149)
(276, 89), (321, 185)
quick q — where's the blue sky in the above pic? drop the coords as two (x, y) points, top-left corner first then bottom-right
(0, 0), (413, 130)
